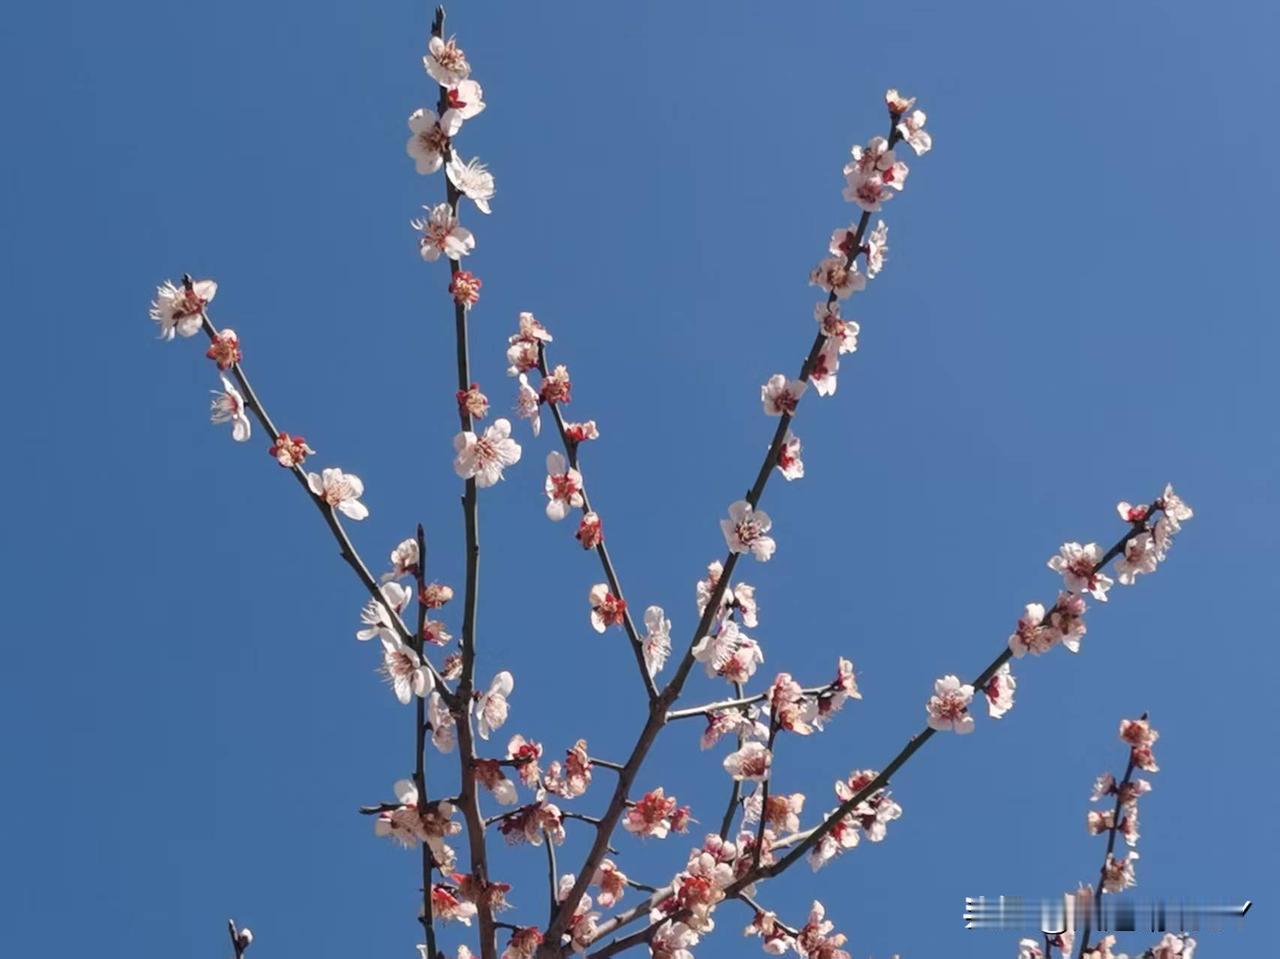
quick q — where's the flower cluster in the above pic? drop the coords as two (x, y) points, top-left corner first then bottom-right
(410, 32), (492, 263)
(1089, 717), (1159, 896)
(807, 768), (902, 870)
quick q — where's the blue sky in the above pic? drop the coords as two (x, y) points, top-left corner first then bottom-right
(1, 1), (1276, 957)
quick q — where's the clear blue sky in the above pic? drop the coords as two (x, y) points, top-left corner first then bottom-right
(1, 2), (1276, 957)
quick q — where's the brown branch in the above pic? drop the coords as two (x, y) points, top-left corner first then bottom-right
(541, 113), (908, 959)
(717, 682), (747, 839)
(427, 6), (497, 958)
(535, 343), (659, 701)
(414, 524), (441, 959)
(584, 503), (1165, 954)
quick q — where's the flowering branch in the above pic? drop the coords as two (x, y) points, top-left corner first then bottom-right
(190, 304), (455, 702)
(424, 8), (499, 958)
(583, 492), (1190, 956)
(535, 342), (660, 701)
(542, 108), (910, 957)
(1072, 716), (1156, 959)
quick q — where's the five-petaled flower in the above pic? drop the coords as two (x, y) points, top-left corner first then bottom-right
(809, 256), (866, 299)
(413, 203), (475, 261)
(1048, 541), (1113, 602)
(721, 500), (776, 561)
(762, 374), (806, 416)
(926, 674), (975, 734)
(307, 467), (369, 520)
(406, 108), (462, 174)
(454, 418), (522, 487)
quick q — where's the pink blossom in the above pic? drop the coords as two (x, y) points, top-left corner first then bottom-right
(591, 859), (628, 908)
(474, 671), (513, 740)
(721, 500), (776, 562)
(761, 374), (807, 415)
(693, 619), (764, 684)
(809, 256), (865, 299)
(926, 675), (975, 734)
(984, 662), (1016, 718)
(723, 741), (772, 781)
(1048, 542), (1113, 602)
(623, 787), (679, 839)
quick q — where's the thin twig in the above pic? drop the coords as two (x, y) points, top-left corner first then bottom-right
(536, 343), (660, 702)
(667, 683), (833, 722)
(415, 524), (440, 959)
(429, 7), (496, 958)
(717, 682), (746, 839)
(1074, 727), (1143, 959)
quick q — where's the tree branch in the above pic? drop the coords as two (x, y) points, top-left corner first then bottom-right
(536, 343), (659, 701)
(540, 115), (907, 959)
(1074, 730), (1142, 959)
(584, 502), (1165, 953)
(429, 7), (495, 957)
(195, 308), (454, 704)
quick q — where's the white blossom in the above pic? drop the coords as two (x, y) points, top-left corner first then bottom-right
(454, 418), (522, 487)
(209, 376), (251, 442)
(307, 468), (369, 520)
(447, 153), (495, 214)
(474, 671), (514, 740)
